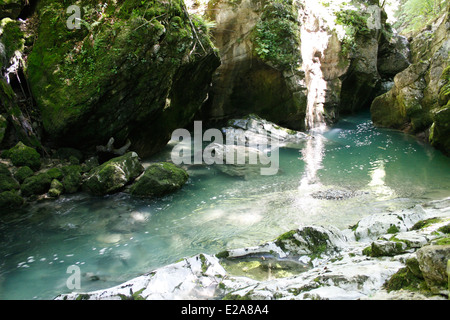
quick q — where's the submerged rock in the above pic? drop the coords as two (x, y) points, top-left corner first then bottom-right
(129, 162), (188, 197)
(83, 152), (144, 196)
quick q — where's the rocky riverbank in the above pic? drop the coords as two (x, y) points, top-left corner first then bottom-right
(56, 197), (450, 300)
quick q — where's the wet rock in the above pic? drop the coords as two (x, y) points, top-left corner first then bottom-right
(354, 205), (426, 241)
(222, 114), (310, 149)
(83, 152), (144, 196)
(129, 162), (188, 197)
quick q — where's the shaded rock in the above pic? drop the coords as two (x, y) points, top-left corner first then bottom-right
(0, 162), (19, 192)
(0, 0), (27, 19)
(0, 190), (23, 209)
(83, 152), (144, 196)
(416, 245), (450, 295)
(27, 0), (219, 158)
(13, 165), (33, 183)
(20, 172), (51, 197)
(130, 162), (188, 197)
(6, 141), (41, 171)
(61, 165), (82, 194)
(0, 114), (7, 144)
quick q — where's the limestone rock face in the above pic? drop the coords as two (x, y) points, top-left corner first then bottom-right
(198, 0), (409, 131)
(27, 0), (220, 158)
(371, 10), (450, 155)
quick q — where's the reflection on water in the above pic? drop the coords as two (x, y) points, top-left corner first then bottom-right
(0, 112), (449, 299)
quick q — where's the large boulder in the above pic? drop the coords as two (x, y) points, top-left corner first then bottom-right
(416, 245), (450, 295)
(0, 162), (19, 192)
(27, 0), (220, 158)
(130, 162), (189, 197)
(83, 152), (144, 196)
(5, 141), (41, 171)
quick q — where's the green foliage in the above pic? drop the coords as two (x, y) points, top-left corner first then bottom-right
(253, 0), (301, 70)
(394, 0), (449, 33)
(334, 9), (371, 56)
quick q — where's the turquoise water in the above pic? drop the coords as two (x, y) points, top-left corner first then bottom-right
(1, 111), (449, 299)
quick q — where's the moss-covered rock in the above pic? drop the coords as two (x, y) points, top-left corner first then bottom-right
(13, 165), (33, 183)
(129, 162), (188, 197)
(83, 152), (144, 196)
(0, 162), (19, 192)
(0, 0), (27, 20)
(48, 179), (64, 198)
(6, 141), (41, 171)
(27, 0), (219, 158)
(20, 172), (51, 197)
(0, 114), (7, 144)
(0, 190), (23, 209)
(416, 245), (450, 294)
(61, 165), (82, 194)
(371, 9), (449, 155)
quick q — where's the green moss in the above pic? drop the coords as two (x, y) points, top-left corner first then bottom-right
(7, 141), (41, 171)
(46, 167), (64, 180)
(410, 217), (443, 230)
(0, 163), (19, 192)
(61, 165), (82, 194)
(216, 251), (230, 259)
(387, 224), (400, 234)
(0, 190), (24, 209)
(21, 172), (52, 197)
(130, 162), (188, 197)
(252, 0), (301, 70)
(434, 236), (450, 246)
(384, 267), (429, 293)
(437, 223), (450, 234)
(14, 166), (34, 184)
(0, 18), (25, 66)
(275, 230), (299, 251)
(334, 9), (371, 56)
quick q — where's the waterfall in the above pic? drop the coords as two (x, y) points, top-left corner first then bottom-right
(298, 1), (331, 188)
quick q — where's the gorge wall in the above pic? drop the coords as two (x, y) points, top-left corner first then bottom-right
(371, 5), (450, 155)
(193, 0), (411, 132)
(0, 0), (448, 158)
